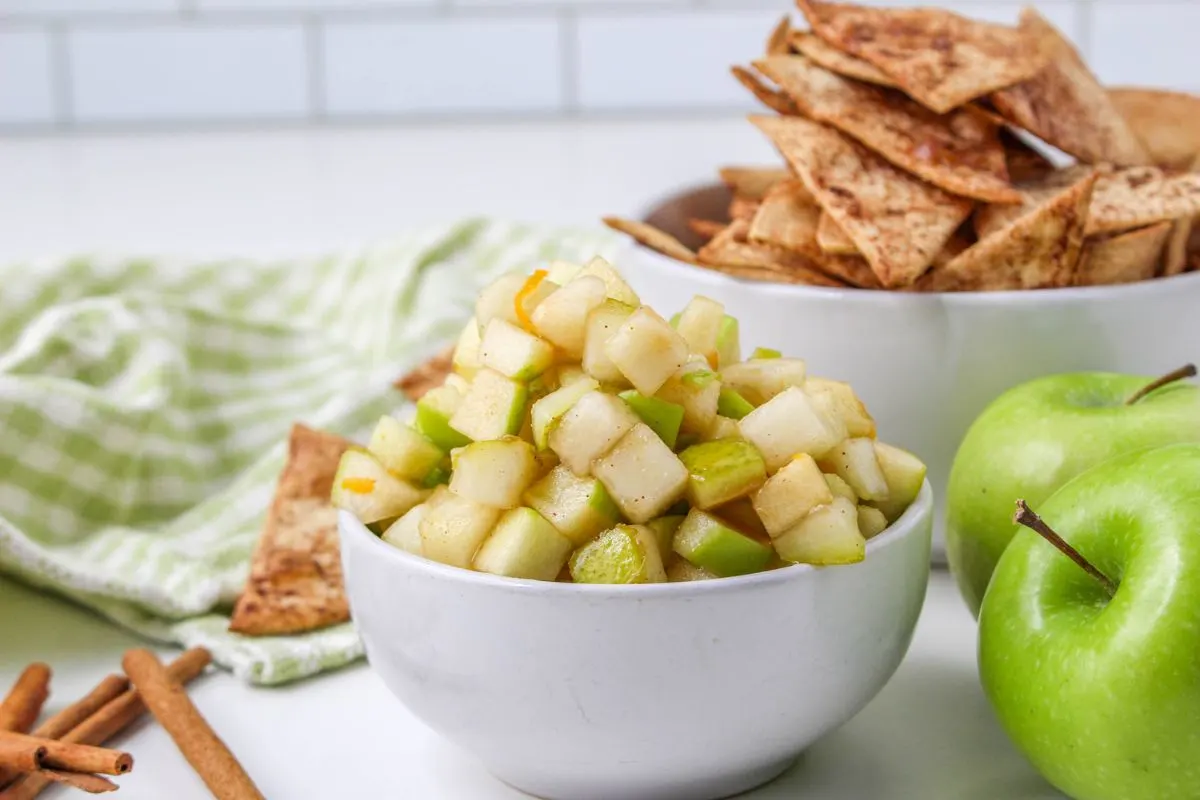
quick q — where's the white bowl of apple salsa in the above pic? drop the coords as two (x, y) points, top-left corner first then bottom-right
(336, 257), (932, 799)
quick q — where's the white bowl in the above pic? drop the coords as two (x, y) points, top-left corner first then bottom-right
(339, 482), (932, 800)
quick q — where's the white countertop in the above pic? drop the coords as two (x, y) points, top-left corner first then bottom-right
(0, 119), (1060, 799)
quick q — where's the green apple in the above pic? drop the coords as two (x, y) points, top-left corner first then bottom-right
(947, 366), (1200, 616)
(750, 347), (781, 360)
(473, 507), (573, 581)
(673, 508), (773, 577)
(619, 390), (685, 448)
(646, 515), (685, 560)
(331, 448), (428, 524)
(449, 436), (536, 509)
(479, 318), (555, 381)
(449, 368), (529, 443)
(593, 423), (689, 523)
(751, 452), (833, 537)
(523, 464), (620, 546)
(366, 415), (443, 483)
(773, 497), (865, 565)
(980, 445), (1200, 800)
(530, 377), (600, 450)
(569, 524), (665, 584)
(415, 384), (472, 451)
(678, 439), (767, 510)
(716, 387), (755, 420)
(605, 307), (689, 396)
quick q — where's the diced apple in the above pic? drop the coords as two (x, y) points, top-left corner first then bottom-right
(449, 368), (528, 442)
(656, 361), (720, 435)
(666, 558), (718, 582)
(381, 503), (426, 555)
(820, 438), (889, 502)
(473, 507), (573, 581)
(716, 387), (755, 420)
(773, 497), (865, 565)
(452, 318), (483, 379)
(569, 524), (666, 584)
(806, 378), (876, 438)
(530, 377), (600, 451)
(719, 358), (806, 405)
(824, 473), (858, 503)
(523, 464), (621, 546)
(619, 391), (685, 449)
(534, 448), (559, 477)
(750, 347), (781, 359)
(715, 316), (740, 369)
(531, 275), (607, 358)
(558, 365), (589, 386)
(443, 374), (470, 394)
(705, 415), (741, 441)
(593, 424), (689, 523)
(549, 390), (640, 476)
(808, 392), (850, 443)
(647, 515), (685, 560)
(415, 384), (472, 451)
(331, 448), (428, 524)
(475, 272), (556, 332)
(449, 437), (536, 508)
(418, 488), (501, 568)
(679, 439), (766, 510)
(545, 260), (582, 285)
(674, 296), (726, 366)
(583, 299), (636, 385)
(738, 387), (844, 471)
(751, 453), (835, 537)
(711, 498), (770, 541)
(578, 256), (640, 306)
(605, 307), (690, 396)
(367, 415), (444, 483)
(857, 504), (889, 539)
(479, 318), (555, 381)
(673, 509), (773, 577)
(870, 442), (927, 522)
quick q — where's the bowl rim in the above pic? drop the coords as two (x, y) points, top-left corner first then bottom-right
(340, 479), (932, 597)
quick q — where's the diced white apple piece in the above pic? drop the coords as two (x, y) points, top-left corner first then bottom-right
(820, 438), (889, 502)
(473, 507), (573, 581)
(381, 503), (426, 555)
(666, 558), (718, 582)
(773, 497), (865, 565)
(530, 377), (600, 451)
(449, 368), (528, 442)
(558, 365), (589, 386)
(720, 359), (807, 405)
(367, 415), (444, 483)
(806, 378), (876, 438)
(824, 473), (858, 503)
(715, 316), (740, 370)
(673, 508), (773, 577)
(705, 415), (741, 441)
(475, 272), (556, 332)
(569, 524), (666, 584)
(415, 384), (471, 451)
(452, 318), (483, 379)
(545, 260), (582, 285)
(593, 423), (689, 523)
(479, 318), (555, 382)
(656, 361), (721, 435)
(523, 464), (621, 546)
(647, 515), (685, 561)
(331, 448), (428, 524)
(449, 437), (537, 509)
(605, 308), (690, 396)
(549, 390), (639, 476)
(531, 275), (607, 358)
(577, 256), (640, 306)
(619, 390), (685, 449)
(807, 392), (850, 444)
(443, 374), (470, 394)
(418, 488), (501, 568)
(739, 387), (844, 471)
(583, 300), (636, 385)
(857, 504), (888, 539)
(870, 442), (927, 522)
(674, 296), (725, 365)
(751, 453), (835, 537)
(711, 497), (770, 541)
(679, 439), (766, 510)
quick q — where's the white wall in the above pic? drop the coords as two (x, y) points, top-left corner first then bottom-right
(0, 0), (1194, 130)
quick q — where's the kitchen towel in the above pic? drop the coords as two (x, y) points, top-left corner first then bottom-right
(0, 219), (622, 684)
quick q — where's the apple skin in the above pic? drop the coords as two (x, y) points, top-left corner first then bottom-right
(946, 372), (1200, 616)
(979, 444), (1200, 800)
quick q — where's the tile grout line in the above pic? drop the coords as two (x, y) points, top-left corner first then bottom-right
(48, 21), (73, 130)
(305, 15), (326, 122)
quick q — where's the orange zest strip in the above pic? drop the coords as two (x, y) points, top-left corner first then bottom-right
(514, 269), (548, 332)
(340, 477), (376, 494)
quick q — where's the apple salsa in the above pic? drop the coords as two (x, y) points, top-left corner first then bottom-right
(331, 258), (925, 583)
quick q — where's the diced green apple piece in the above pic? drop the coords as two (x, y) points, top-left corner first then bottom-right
(569, 524), (666, 584)
(449, 437), (536, 508)
(367, 415), (444, 483)
(857, 504), (889, 539)
(751, 453), (835, 537)
(820, 438), (889, 502)
(824, 473), (858, 503)
(558, 365), (589, 386)
(712, 497), (771, 541)
(331, 448), (428, 524)
(545, 260), (582, 285)
(577, 256), (640, 306)
(449, 368), (528, 442)
(531, 275), (607, 358)
(479, 318), (554, 381)
(716, 387), (755, 420)
(647, 515), (685, 560)
(529, 377), (600, 451)
(443, 374), (470, 394)
(418, 488), (501, 568)
(773, 497), (865, 565)
(583, 300), (636, 385)
(381, 503), (426, 555)
(619, 391), (685, 449)
(666, 558), (718, 582)
(415, 385), (472, 451)
(523, 464), (621, 546)
(452, 318), (483, 379)
(593, 423), (689, 523)
(605, 307), (689, 396)
(806, 378), (876, 438)
(750, 347), (781, 359)
(673, 508), (773, 577)
(719, 358), (806, 405)
(869, 442), (927, 522)
(656, 361), (720, 435)
(674, 296), (726, 366)
(475, 272), (556, 332)
(705, 415), (741, 441)
(738, 387), (844, 471)
(473, 507), (573, 581)
(549, 390), (640, 476)
(679, 439), (766, 510)
(715, 316), (740, 369)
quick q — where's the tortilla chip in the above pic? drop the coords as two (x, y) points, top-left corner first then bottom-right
(789, 30), (896, 87)
(229, 424), (353, 636)
(1000, 128), (1056, 183)
(688, 218), (727, 241)
(603, 216), (699, 264)
(766, 14), (793, 56)
(729, 195), (762, 222)
(1087, 166), (1200, 236)
(797, 0), (1047, 114)
(921, 171), (1096, 291)
(698, 220), (851, 288)
(1164, 217), (1195, 277)
(990, 9), (1148, 167)
(816, 211), (858, 254)
(756, 55), (1018, 202)
(1077, 223), (1171, 286)
(395, 346), (453, 403)
(731, 65), (799, 116)
(718, 166), (793, 200)
(972, 164), (1109, 239)
(751, 114), (973, 287)
(1109, 88), (1200, 170)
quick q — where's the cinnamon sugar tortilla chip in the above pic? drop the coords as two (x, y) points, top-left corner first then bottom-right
(766, 14), (793, 56)
(789, 30), (896, 87)
(797, 0), (1047, 114)
(972, 164), (1099, 239)
(1109, 88), (1200, 170)
(688, 218), (727, 241)
(729, 195), (762, 222)
(1000, 128), (1056, 183)
(1077, 223), (1171, 286)
(699, 220), (851, 288)
(395, 346), (453, 403)
(731, 65), (798, 116)
(816, 211), (858, 254)
(756, 55), (1018, 202)
(718, 166), (793, 200)
(603, 217), (699, 264)
(1086, 167), (1200, 236)
(990, 9), (1148, 166)
(229, 424), (353, 636)
(1164, 216), (1195, 277)
(752, 114), (973, 287)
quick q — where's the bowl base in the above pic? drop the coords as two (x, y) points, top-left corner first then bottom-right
(491, 755), (798, 800)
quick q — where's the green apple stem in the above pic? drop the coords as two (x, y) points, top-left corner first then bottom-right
(1125, 364), (1197, 405)
(1013, 500), (1117, 597)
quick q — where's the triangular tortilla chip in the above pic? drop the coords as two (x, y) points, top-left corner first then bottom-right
(731, 66), (798, 116)
(816, 211), (858, 254)
(603, 217), (699, 265)
(718, 166), (793, 200)
(789, 30), (896, 87)
(1109, 88), (1200, 170)
(990, 9), (1148, 167)
(1164, 216), (1195, 277)
(395, 346), (453, 402)
(756, 55), (1018, 202)
(752, 114), (973, 287)
(921, 171), (1096, 291)
(229, 424), (353, 636)
(688, 218), (727, 241)
(1077, 223), (1171, 286)
(698, 220), (851, 288)
(1000, 128), (1056, 183)
(766, 14), (793, 56)
(797, 0), (1047, 114)
(730, 195), (762, 222)
(1086, 166), (1200, 236)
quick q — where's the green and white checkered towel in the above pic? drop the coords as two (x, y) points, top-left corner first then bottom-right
(0, 219), (621, 685)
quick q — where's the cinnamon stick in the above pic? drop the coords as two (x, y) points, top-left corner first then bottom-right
(35, 771), (116, 794)
(0, 666), (50, 734)
(0, 732), (131, 776)
(122, 649), (264, 800)
(0, 739), (42, 774)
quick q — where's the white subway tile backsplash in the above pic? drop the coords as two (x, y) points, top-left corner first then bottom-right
(0, 30), (54, 125)
(0, 0), (177, 15)
(323, 19), (563, 115)
(1092, 2), (1200, 92)
(69, 24), (309, 123)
